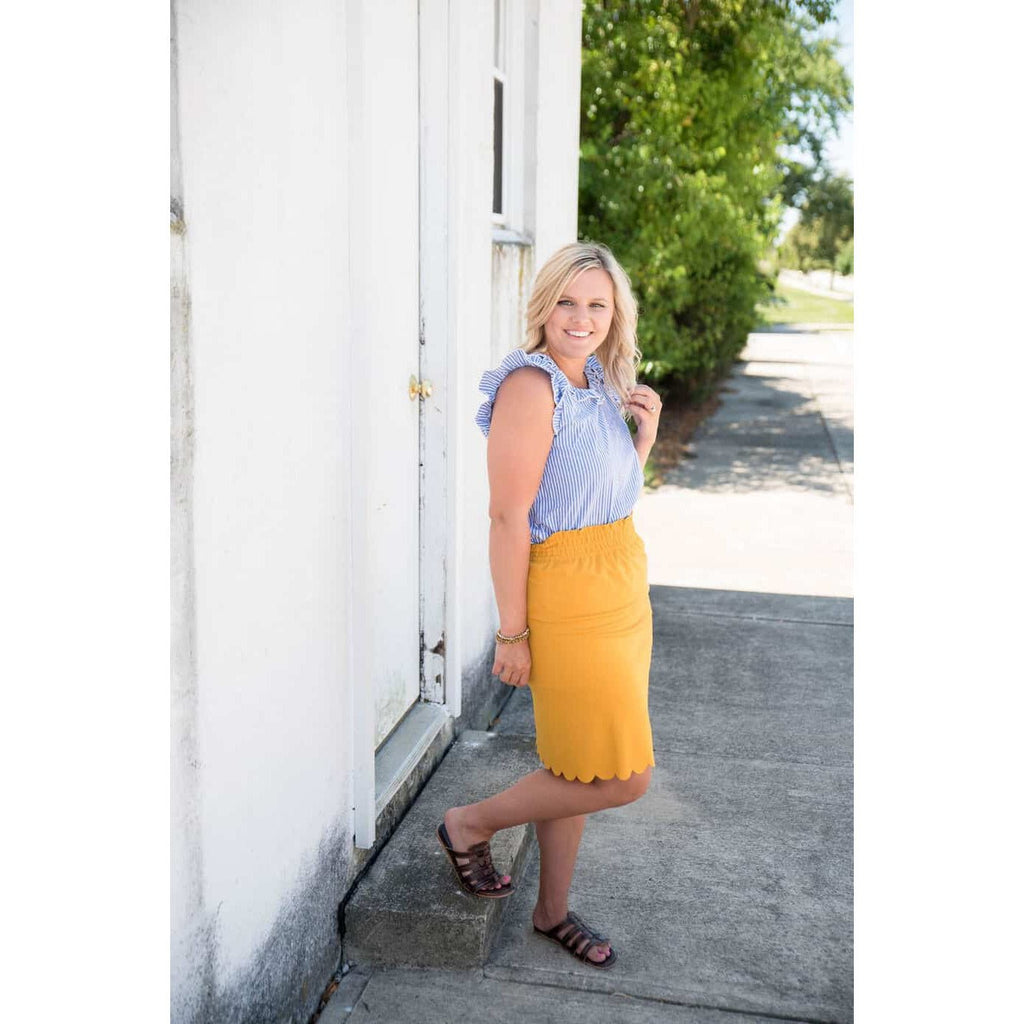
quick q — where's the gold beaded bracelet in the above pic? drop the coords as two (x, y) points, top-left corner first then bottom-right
(495, 625), (531, 645)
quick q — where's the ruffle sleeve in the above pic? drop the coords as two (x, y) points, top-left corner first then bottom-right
(474, 349), (573, 437)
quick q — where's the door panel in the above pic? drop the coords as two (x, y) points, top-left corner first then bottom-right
(363, 0), (422, 748)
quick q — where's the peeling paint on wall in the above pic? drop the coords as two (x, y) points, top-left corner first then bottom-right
(490, 241), (535, 363)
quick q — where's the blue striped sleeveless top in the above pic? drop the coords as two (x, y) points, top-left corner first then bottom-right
(474, 349), (644, 543)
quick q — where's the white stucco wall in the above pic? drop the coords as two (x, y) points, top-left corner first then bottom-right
(172, 1), (354, 1019)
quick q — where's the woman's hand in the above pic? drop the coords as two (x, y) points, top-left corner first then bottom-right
(492, 639), (531, 688)
(627, 384), (662, 435)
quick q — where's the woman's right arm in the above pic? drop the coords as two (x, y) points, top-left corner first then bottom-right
(486, 366), (556, 688)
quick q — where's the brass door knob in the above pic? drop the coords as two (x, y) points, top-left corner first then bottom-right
(408, 375), (433, 400)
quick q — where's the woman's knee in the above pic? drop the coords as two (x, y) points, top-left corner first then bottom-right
(601, 766), (652, 806)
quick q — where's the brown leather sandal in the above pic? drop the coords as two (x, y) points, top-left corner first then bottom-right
(435, 821), (515, 899)
(533, 910), (617, 969)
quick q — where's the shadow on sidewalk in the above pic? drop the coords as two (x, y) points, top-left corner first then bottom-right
(656, 369), (852, 498)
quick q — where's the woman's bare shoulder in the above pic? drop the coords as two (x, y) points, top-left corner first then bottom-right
(497, 363), (556, 394)
(490, 365), (557, 439)
(493, 364), (556, 415)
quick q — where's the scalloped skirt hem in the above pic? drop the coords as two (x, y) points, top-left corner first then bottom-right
(540, 760), (656, 785)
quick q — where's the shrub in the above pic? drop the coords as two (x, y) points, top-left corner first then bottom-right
(579, 0), (850, 401)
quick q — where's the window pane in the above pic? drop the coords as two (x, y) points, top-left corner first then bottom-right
(494, 0), (501, 69)
(492, 77), (503, 215)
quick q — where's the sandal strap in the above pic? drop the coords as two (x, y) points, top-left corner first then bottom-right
(453, 842), (507, 891)
(548, 916), (597, 962)
(460, 859), (499, 885)
(565, 912), (608, 948)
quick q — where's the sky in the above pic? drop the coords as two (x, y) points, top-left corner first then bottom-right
(822, 0), (854, 178)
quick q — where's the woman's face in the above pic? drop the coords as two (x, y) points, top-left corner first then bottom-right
(542, 267), (615, 361)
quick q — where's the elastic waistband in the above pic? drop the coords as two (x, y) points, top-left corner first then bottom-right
(529, 514), (638, 562)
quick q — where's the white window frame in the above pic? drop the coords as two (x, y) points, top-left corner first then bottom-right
(491, 0), (527, 235)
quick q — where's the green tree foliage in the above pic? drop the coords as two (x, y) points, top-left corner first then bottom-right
(579, 0), (851, 398)
(779, 171), (854, 285)
(778, 219), (822, 272)
(803, 171), (853, 285)
(836, 235), (853, 276)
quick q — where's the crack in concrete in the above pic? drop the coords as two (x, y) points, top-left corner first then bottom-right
(648, 744), (851, 771)
(481, 966), (839, 1024)
(658, 609), (852, 628)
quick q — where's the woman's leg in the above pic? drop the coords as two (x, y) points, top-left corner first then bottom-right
(443, 766), (651, 892)
(532, 815), (611, 963)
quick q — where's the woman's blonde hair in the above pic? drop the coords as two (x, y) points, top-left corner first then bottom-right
(522, 240), (641, 421)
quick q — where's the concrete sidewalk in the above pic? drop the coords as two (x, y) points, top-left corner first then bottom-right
(777, 268), (854, 301)
(324, 330), (853, 1023)
(636, 330), (853, 597)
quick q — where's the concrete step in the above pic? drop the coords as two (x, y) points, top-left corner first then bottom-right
(343, 730), (539, 968)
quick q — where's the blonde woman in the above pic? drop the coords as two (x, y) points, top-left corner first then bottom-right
(435, 241), (662, 970)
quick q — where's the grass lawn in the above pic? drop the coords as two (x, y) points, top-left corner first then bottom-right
(757, 281), (854, 326)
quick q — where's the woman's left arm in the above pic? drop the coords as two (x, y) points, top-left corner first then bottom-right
(627, 384), (662, 467)
(633, 430), (656, 468)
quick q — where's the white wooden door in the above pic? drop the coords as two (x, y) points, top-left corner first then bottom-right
(361, 0), (424, 749)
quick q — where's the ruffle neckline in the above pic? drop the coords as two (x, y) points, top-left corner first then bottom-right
(559, 351), (605, 394)
(475, 349), (610, 437)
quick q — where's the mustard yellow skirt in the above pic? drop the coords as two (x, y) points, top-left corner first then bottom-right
(526, 513), (656, 783)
